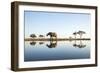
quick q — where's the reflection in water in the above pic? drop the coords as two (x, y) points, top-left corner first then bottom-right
(73, 40), (86, 48)
(69, 39), (73, 42)
(39, 42), (44, 45)
(73, 44), (86, 48)
(25, 40), (90, 61)
(30, 41), (36, 45)
(30, 41), (45, 45)
(29, 40), (86, 48)
(46, 40), (57, 48)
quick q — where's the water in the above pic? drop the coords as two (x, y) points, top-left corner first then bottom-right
(24, 40), (90, 62)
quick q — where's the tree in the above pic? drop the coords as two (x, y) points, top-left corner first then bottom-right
(30, 34), (36, 38)
(73, 32), (77, 39)
(39, 35), (44, 37)
(77, 31), (86, 39)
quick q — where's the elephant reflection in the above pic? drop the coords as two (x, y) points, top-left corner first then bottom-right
(73, 40), (86, 48)
(30, 41), (36, 46)
(46, 40), (57, 48)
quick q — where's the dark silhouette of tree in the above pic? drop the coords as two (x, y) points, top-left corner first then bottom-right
(73, 32), (77, 39)
(30, 34), (36, 38)
(77, 31), (86, 39)
(39, 35), (44, 37)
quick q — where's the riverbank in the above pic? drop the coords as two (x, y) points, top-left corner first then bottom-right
(25, 38), (91, 41)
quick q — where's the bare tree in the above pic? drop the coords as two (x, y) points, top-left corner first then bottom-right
(77, 31), (86, 39)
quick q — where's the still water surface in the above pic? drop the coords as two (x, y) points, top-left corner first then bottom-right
(24, 40), (90, 62)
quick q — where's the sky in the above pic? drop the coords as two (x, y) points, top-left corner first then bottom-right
(24, 11), (91, 38)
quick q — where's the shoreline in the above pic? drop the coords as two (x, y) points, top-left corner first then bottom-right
(25, 38), (91, 41)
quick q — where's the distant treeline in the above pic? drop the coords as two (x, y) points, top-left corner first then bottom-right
(25, 38), (90, 41)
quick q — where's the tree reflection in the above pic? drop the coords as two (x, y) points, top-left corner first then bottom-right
(30, 41), (36, 46)
(46, 40), (57, 48)
(39, 42), (44, 45)
(73, 40), (86, 48)
(29, 40), (87, 49)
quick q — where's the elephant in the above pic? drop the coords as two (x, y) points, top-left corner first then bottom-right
(46, 32), (57, 41)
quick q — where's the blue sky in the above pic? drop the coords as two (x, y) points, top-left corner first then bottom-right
(24, 11), (91, 38)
